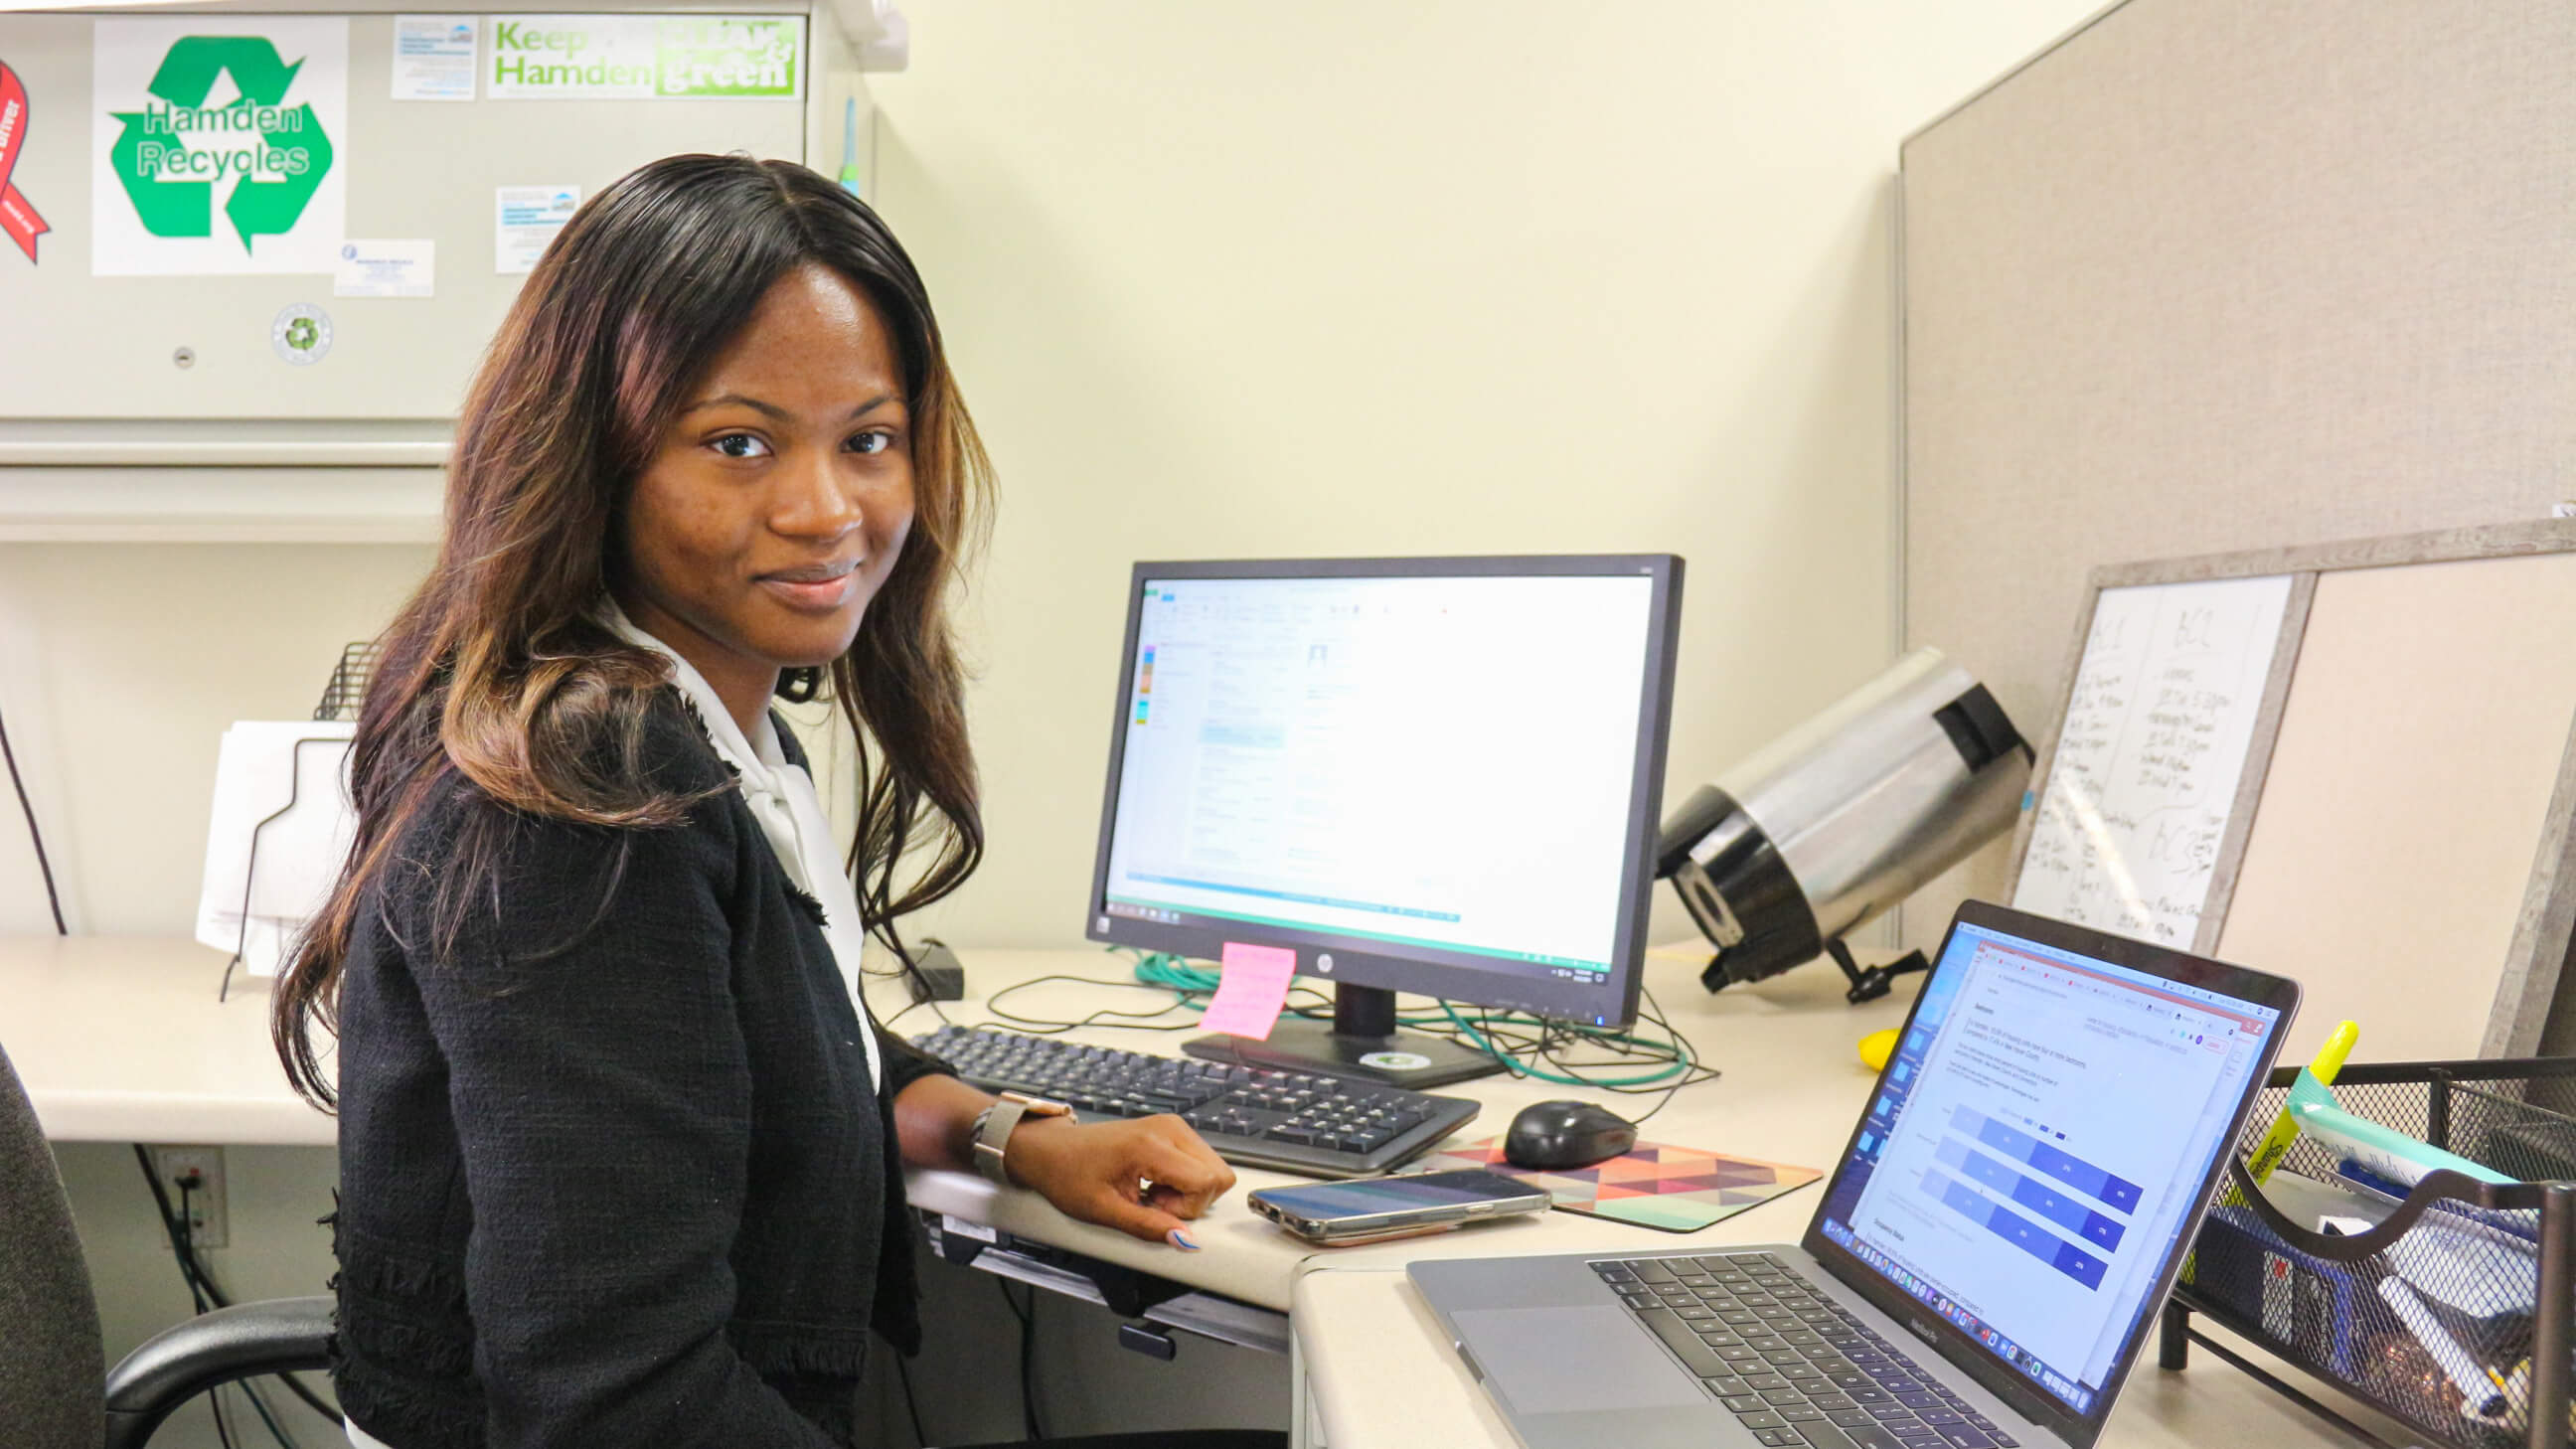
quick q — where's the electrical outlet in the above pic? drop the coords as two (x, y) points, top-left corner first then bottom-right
(150, 1145), (228, 1250)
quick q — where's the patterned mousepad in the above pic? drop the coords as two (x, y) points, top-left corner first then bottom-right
(1413, 1137), (1824, 1233)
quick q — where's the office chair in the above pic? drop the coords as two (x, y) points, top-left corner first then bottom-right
(0, 1042), (333, 1449)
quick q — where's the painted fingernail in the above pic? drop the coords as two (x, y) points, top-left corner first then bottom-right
(1167, 1228), (1202, 1251)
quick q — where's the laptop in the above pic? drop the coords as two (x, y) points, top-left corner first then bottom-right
(1410, 900), (2300, 1449)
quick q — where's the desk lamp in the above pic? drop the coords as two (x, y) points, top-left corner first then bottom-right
(1657, 648), (2029, 1002)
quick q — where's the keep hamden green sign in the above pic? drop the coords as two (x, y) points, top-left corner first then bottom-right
(488, 15), (803, 100)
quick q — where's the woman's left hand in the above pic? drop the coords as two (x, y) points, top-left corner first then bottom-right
(1003, 1114), (1237, 1250)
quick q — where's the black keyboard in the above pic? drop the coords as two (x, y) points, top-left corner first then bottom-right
(913, 1025), (1480, 1178)
(1591, 1251), (2020, 1449)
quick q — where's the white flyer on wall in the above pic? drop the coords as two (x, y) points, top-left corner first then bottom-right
(392, 15), (479, 100)
(494, 184), (578, 273)
(91, 16), (351, 275)
(335, 238), (433, 297)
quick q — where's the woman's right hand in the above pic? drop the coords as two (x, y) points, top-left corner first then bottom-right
(1003, 1112), (1237, 1249)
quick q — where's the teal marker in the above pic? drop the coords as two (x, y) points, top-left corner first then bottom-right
(838, 97), (863, 197)
(2287, 1067), (2513, 1187)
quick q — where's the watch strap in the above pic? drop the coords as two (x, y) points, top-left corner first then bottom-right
(972, 1098), (1029, 1186)
(972, 1092), (1074, 1187)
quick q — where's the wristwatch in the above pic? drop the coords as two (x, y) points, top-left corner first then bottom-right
(971, 1091), (1074, 1186)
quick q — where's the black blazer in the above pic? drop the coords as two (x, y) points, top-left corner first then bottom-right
(330, 695), (953, 1449)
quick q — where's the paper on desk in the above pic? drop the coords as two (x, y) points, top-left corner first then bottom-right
(1201, 941), (1298, 1040)
(195, 722), (358, 976)
(2253, 1168), (2394, 1236)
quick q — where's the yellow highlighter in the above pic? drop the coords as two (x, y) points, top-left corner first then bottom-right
(2244, 1021), (2360, 1187)
(2181, 1020), (2359, 1285)
(1858, 1029), (1900, 1071)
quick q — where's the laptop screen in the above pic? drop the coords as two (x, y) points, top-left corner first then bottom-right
(1814, 917), (2284, 1417)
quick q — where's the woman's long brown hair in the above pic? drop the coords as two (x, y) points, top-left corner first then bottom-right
(272, 155), (992, 1108)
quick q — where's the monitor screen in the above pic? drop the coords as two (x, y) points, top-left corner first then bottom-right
(1814, 916), (2284, 1419)
(1085, 557), (1682, 1028)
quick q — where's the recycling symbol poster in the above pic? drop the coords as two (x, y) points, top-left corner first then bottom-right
(89, 17), (348, 276)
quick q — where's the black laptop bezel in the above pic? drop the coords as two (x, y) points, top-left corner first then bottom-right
(1798, 900), (2301, 1449)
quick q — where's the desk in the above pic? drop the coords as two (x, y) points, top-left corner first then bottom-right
(0, 935), (329, 1146)
(0, 932), (1927, 1312)
(1, 935), (2407, 1447)
(871, 941), (1929, 1315)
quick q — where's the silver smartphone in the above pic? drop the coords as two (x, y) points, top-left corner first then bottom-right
(1247, 1169), (1552, 1244)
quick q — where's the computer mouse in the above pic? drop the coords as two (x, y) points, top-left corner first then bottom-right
(1504, 1099), (1638, 1171)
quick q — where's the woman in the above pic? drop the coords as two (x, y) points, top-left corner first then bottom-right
(272, 154), (1254, 1449)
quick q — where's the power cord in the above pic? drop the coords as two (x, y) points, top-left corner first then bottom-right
(876, 987), (950, 1032)
(1427, 987), (1719, 1125)
(182, 1177), (241, 1449)
(140, 1152), (254, 1447)
(0, 697), (67, 934)
(908, 946), (1720, 1122)
(890, 1347), (929, 1448)
(994, 1278), (1045, 1440)
(1021, 1285), (1045, 1442)
(132, 1147), (344, 1440)
(1114, 948), (1719, 1115)
(1129, 952), (1216, 996)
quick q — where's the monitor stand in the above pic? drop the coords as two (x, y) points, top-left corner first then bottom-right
(1182, 983), (1505, 1090)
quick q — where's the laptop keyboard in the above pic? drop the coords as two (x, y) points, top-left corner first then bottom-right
(1589, 1252), (2019, 1449)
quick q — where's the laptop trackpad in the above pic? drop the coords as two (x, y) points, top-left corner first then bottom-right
(1452, 1307), (1709, 1414)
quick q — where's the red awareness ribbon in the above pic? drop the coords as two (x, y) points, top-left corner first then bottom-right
(0, 62), (50, 263)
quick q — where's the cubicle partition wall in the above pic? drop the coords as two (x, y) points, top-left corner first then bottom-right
(1897, 0), (2576, 1034)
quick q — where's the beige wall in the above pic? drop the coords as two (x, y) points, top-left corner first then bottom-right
(0, 0), (2114, 953)
(0, 544), (435, 935)
(2, 5), (2110, 1443)
(0, 544), (426, 1449)
(867, 0), (2108, 955)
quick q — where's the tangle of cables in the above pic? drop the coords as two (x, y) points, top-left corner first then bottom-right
(910, 947), (1720, 1125)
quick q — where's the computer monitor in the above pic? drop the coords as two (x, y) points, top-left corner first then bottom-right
(1083, 555), (1685, 1088)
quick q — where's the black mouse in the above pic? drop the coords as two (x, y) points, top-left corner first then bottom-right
(1504, 1099), (1638, 1171)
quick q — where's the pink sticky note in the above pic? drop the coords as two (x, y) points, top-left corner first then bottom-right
(1200, 942), (1298, 1041)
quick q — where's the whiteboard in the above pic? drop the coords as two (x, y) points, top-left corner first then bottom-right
(2009, 573), (2295, 948)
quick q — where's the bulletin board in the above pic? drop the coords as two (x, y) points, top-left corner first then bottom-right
(0, 9), (817, 424)
(2002, 523), (2576, 1064)
(0, 5), (880, 537)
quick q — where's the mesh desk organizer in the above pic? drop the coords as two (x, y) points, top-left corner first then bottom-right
(217, 642), (379, 999)
(2165, 1058), (2576, 1449)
